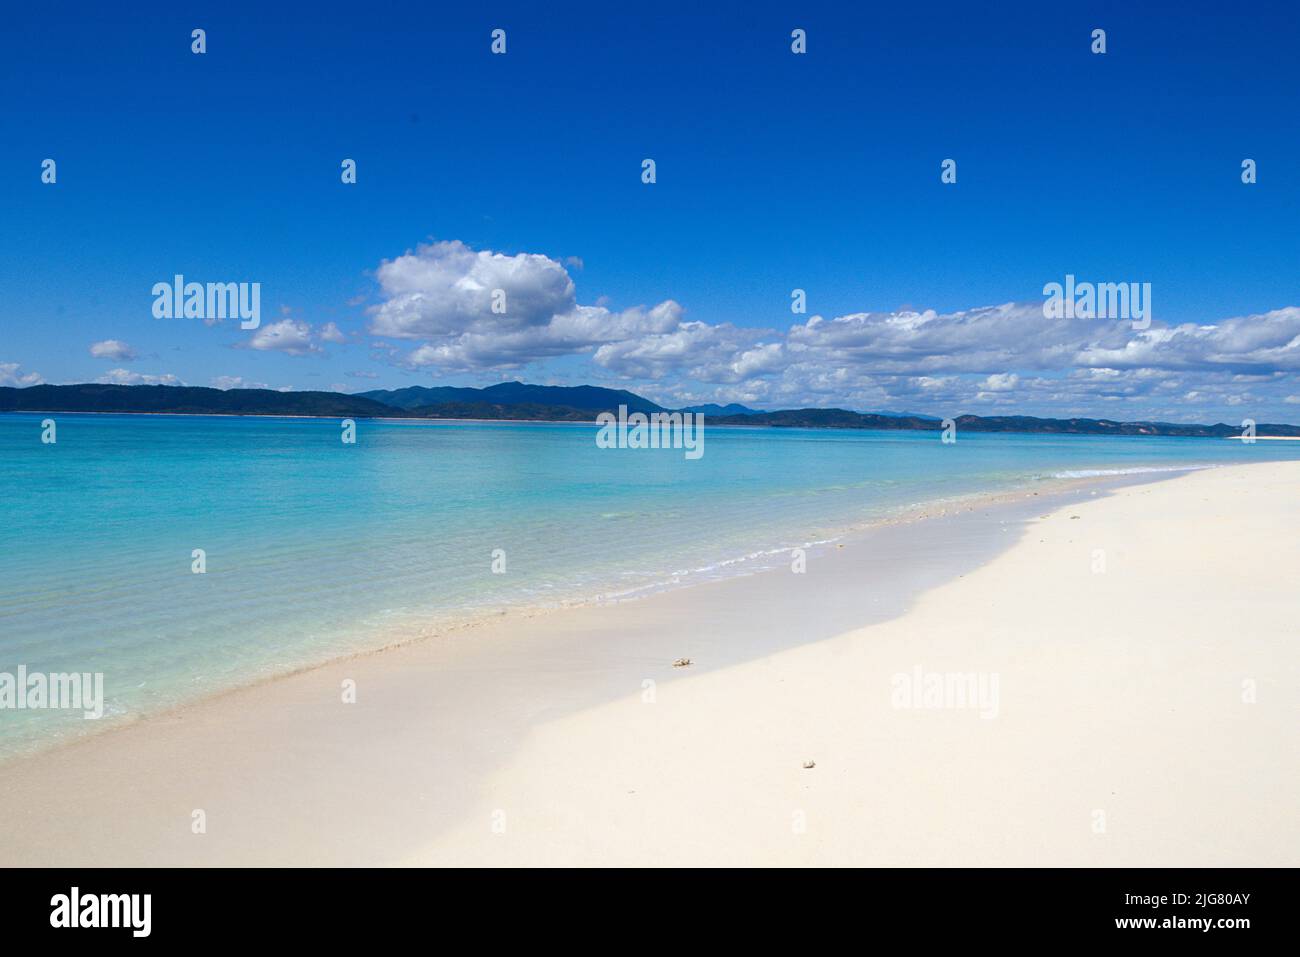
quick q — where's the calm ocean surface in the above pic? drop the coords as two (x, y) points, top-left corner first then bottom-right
(2, 412), (1297, 756)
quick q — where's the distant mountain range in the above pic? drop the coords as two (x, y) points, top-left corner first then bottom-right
(3, 382), (1297, 437)
(0, 384), (397, 418)
(709, 408), (1300, 437)
(359, 382), (670, 415)
(677, 402), (763, 416)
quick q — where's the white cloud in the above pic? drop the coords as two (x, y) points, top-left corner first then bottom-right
(246, 319), (323, 356)
(361, 240), (1300, 421)
(370, 241), (683, 371)
(629, 304), (1300, 418)
(96, 368), (182, 386)
(982, 372), (1019, 392)
(89, 339), (137, 361)
(594, 321), (776, 381)
(243, 318), (351, 356)
(211, 375), (269, 390)
(0, 362), (43, 387)
(371, 240), (577, 339)
(1075, 308), (1300, 373)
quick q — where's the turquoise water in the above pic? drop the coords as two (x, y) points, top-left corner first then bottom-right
(2, 412), (1297, 757)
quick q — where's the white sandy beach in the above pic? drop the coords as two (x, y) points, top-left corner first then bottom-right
(0, 461), (1296, 866)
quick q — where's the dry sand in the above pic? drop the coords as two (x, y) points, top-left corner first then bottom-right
(0, 461), (1295, 866)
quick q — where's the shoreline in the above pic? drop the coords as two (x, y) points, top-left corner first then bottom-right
(0, 469), (1165, 766)
(0, 461), (1294, 865)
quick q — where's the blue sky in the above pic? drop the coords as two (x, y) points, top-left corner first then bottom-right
(2, 1), (1298, 421)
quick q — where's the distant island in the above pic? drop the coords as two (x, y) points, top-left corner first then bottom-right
(2, 381), (1297, 437)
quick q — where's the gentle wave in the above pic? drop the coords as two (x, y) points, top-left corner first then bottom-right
(1050, 463), (1218, 479)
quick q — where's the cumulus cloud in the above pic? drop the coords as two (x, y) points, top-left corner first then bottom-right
(594, 321), (777, 381)
(89, 339), (137, 361)
(245, 319), (324, 356)
(362, 240), (1300, 421)
(96, 369), (182, 386)
(1074, 307), (1300, 373)
(635, 304), (1300, 418)
(319, 322), (346, 344)
(371, 240), (578, 339)
(211, 375), (269, 390)
(782, 304), (1130, 376)
(981, 372), (1019, 392)
(369, 241), (683, 371)
(0, 362), (43, 387)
